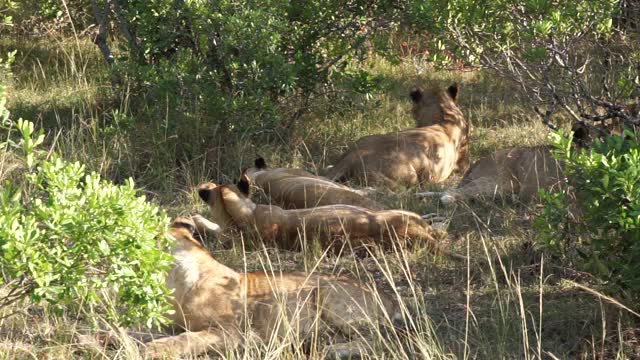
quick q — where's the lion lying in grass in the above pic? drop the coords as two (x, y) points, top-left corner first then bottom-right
(416, 124), (592, 204)
(244, 157), (383, 210)
(196, 176), (456, 256)
(417, 145), (565, 204)
(144, 216), (403, 358)
(325, 83), (470, 189)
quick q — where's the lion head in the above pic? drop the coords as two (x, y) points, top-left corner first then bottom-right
(243, 157), (268, 181)
(410, 83), (461, 128)
(197, 177), (256, 231)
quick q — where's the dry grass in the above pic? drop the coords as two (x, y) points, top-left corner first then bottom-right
(1, 34), (638, 360)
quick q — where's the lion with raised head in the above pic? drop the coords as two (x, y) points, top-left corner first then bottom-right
(325, 83), (470, 189)
(244, 157), (384, 210)
(144, 216), (402, 358)
(196, 176), (456, 257)
(416, 123), (592, 205)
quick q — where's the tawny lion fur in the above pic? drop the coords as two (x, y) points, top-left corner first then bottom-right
(245, 157), (384, 210)
(416, 124), (593, 205)
(144, 217), (401, 358)
(417, 145), (565, 205)
(325, 83), (469, 189)
(196, 178), (446, 254)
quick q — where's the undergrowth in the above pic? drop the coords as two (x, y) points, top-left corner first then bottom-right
(0, 34), (637, 359)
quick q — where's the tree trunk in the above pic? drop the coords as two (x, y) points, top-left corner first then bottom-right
(90, 0), (114, 65)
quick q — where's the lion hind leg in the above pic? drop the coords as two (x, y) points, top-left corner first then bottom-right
(316, 282), (397, 334)
(144, 329), (239, 359)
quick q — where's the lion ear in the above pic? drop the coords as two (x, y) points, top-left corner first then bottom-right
(254, 157), (267, 169)
(198, 188), (210, 203)
(236, 174), (251, 196)
(447, 83), (458, 101)
(171, 217), (197, 235)
(197, 183), (218, 203)
(410, 88), (422, 103)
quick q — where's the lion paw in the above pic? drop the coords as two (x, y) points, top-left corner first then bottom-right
(191, 214), (222, 236)
(440, 194), (456, 205)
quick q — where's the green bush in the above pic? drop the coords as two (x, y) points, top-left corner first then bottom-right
(406, 1), (638, 137)
(95, 0), (395, 144)
(0, 118), (173, 328)
(536, 129), (640, 296)
(3, 0), (94, 33)
(408, 0), (619, 66)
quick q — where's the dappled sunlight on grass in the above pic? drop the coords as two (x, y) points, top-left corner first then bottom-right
(2, 32), (639, 359)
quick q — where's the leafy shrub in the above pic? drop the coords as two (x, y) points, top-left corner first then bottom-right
(0, 118), (173, 328)
(3, 0), (94, 34)
(407, 1), (639, 138)
(89, 0), (397, 145)
(536, 129), (640, 296)
(0, 51), (14, 124)
(408, 1), (619, 66)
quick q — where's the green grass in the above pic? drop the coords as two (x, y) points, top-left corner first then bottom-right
(0, 34), (638, 360)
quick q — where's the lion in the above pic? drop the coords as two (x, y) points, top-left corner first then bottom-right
(416, 145), (565, 205)
(325, 83), (470, 189)
(196, 176), (458, 257)
(144, 216), (403, 358)
(244, 157), (384, 210)
(415, 123), (592, 205)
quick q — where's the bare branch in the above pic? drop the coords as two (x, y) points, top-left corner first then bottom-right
(534, 105), (559, 131)
(448, 6), (640, 138)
